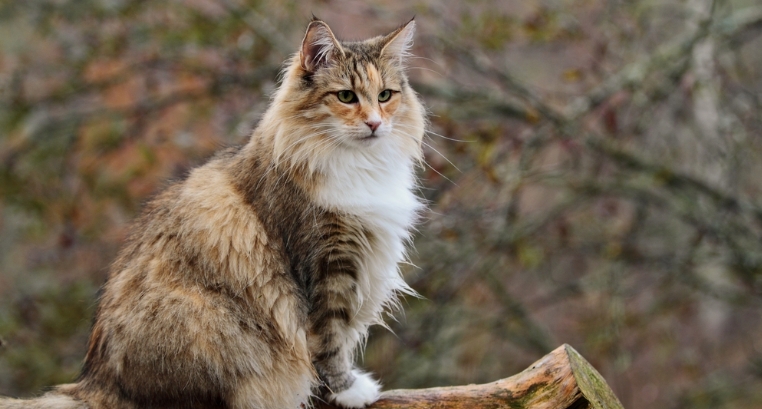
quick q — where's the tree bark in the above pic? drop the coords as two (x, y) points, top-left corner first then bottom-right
(317, 344), (625, 409)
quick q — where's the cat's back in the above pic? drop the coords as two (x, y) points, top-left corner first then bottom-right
(73, 148), (313, 409)
(112, 147), (279, 289)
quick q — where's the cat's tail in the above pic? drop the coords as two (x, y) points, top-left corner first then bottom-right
(0, 385), (88, 409)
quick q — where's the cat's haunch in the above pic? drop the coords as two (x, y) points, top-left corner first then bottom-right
(1, 18), (425, 409)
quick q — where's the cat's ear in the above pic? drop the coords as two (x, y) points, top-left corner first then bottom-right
(380, 19), (416, 63)
(300, 19), (343, 73)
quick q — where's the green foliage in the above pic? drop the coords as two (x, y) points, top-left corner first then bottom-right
(0, 280), (95, 393)
(462, 12), (516, 50)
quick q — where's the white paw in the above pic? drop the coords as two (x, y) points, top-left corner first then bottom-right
(329, 370), (381, 408)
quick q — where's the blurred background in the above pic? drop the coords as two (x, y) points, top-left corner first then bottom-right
(1, 0), (762, 407)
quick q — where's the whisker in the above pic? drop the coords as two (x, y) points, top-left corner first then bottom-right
(407, 55), (443, 66)
(425, 131), (470, 143)
(420, 156), (457, 185)
(393, 126), (461, 172)
(394, 122), (471, 143)
(407, 67), (444, 76)
(405, 134), (463, 173)
(392, 129), (458, 185)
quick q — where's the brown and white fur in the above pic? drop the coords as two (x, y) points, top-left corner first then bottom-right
(0, 18), (425, 409)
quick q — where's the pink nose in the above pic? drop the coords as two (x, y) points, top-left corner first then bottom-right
(365, 120), (381, 132)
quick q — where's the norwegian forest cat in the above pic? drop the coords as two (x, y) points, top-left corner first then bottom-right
(0, 18), (425, 409)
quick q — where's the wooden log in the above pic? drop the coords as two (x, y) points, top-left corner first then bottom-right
(317, 344), (625, 409)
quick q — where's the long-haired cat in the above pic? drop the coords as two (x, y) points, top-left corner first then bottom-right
(0, 17), (424, 409)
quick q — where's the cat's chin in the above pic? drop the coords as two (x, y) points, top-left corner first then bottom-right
(357, 134), (379, 142)
(347, 134), (381, 147)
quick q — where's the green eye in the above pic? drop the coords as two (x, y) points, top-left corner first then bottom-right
(337, 90), (357, 103)
(378, 89), (392, 102)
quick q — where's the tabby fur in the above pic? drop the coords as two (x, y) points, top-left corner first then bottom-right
(0, 17), (424, 409)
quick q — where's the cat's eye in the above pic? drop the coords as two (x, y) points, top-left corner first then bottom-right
(337, 90), (357, 104)
(378, 89), (393, 102)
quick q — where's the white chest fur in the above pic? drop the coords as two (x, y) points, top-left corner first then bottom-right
(313, 145), (422, 330)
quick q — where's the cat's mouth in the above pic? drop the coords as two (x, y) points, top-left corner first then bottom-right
(357, 133), (379, 142)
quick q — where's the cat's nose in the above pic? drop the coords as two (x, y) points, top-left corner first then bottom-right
(365, 120), (381, 132)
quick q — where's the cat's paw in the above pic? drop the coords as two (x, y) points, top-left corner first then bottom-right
(329, 370), (381, 408)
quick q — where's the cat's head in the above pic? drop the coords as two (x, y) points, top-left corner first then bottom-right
(267, 18), (425, 173)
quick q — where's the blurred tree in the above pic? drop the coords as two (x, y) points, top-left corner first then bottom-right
(2, 0), (762, 408)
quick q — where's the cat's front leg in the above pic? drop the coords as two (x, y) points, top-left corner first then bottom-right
(325, 368), (380, 409)
(309, 279), (380, 407)
(311, 326), (381, 409)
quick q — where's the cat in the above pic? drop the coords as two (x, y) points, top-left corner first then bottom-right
(0, 17), (425, 409)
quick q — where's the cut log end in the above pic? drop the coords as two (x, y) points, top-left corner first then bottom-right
(316, 344), (625, 409)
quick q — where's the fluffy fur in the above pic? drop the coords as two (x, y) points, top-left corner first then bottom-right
(0, 18), (425, 409)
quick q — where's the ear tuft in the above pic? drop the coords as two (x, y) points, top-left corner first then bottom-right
(381, 19), (416, 63)
(300, 20), (342, 73)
